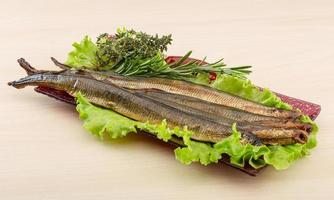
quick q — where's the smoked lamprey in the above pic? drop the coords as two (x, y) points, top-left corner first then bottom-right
(9, 59), (309, 145)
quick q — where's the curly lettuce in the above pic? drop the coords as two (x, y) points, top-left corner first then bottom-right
(76, 93), (137, 139)
(65, 36), (98, 69)
(264, 115), (318, 169)
(76, 92), (192, 142)
(175, 117), (317, 170)
(191, 73), (292, 110)
(186, 73), (318, 169)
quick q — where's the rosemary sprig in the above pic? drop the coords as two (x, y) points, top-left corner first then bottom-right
(99, 51), (251, 80)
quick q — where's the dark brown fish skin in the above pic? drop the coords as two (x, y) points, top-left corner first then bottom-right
(134, 90), (309, 144)
(63, 68), (301, 119)
(8, 70), (262, 145)
(134, 89), (309, 130)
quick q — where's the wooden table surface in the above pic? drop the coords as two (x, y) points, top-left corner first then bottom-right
(1, 0), (333, 199)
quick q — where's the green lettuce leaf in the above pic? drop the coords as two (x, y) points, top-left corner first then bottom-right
(214, 124), (269, 169)
(174, 123), (269, 169)
(191, 73), (292, 110)
(264, 115), (318, 169)
(175, 134), (222, 166)
(76, 92), (138, 139)
(65, 36), (98, 69)
(76, 92), (191, 141)
(76, 92), (221, 166)
(175, 118), (318, 170)
(188, 73), (318, 169)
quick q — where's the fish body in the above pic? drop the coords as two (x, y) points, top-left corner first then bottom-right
(135, 90), (309, 129)
(8, 59), (309, 145)
(134, 90), (309, 145)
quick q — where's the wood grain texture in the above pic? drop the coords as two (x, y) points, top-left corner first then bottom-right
(0, 0), (333, 199)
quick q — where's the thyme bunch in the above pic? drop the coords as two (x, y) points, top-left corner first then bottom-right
(96, 28), (172, 66)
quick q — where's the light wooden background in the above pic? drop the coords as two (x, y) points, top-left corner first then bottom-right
(1, 0), (333, 199)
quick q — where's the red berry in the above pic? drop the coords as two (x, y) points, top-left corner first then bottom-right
(107, 34), (114, 40)
(209, 72), (217, 81)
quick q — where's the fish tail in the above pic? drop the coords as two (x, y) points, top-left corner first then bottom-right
(17, 58), (40, 75)
(50, 57), (71, 70)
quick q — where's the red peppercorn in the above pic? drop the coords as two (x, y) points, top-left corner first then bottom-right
(209, 72), (217, 81)
(107, 34), (114, 40)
